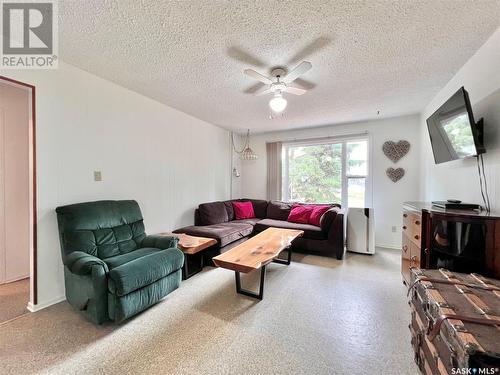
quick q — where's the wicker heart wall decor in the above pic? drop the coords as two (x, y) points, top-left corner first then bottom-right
(386, 167), (405, 183)
(382, 140), (410, 163)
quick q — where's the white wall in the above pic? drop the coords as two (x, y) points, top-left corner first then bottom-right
(230, 132), (243, 199)
(1, 61), (232, 309)
(0, 82), (30, 283)
(240, 114), (421, 248)
(420, 28), (500, 209)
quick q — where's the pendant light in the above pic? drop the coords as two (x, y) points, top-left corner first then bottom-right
(231, 129), (257, 160)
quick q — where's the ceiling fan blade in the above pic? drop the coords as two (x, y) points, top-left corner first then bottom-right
(256, 87), (275, 96)
(243, 82), (265, 94)
(284, 86), (307, 95)
(294, 78), (316, 90)
(283, 61), (312, 83)
(228, 46), (266, 68)
(244, 69), (273, 84)
(287, 37), (332, 65)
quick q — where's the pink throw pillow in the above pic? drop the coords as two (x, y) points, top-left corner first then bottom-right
(232, 201), (255, 219)
(308, 205), (331, 227)
(287, 204), (313, 224)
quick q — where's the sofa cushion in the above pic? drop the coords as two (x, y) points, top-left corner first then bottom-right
(198, 202), (228, 225)
(224, 201), (236, 221)
(108, 248), (184, 296)
(232, 201), (255, 219)
(231, 218), (260, 226)
(224, 199), (268, 220)
(254, 218), (325, 240)
(103, 247), (162, 269)
(266, 201), (293, 221)
(309, 205), (331, 226)
(175, 222), (253, 247)
(245, 199), (268, 218)
(287, 205), (313, 224)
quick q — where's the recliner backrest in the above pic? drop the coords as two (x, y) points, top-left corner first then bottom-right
(56, 200), (146, 260)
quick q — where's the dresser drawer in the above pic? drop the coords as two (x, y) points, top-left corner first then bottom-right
(403, 211), (422, 246)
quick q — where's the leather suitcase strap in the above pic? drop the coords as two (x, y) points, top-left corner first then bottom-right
(438, 270), (500, 341)
(428, 314), (500, 341)
(471, 273), (500, 299)
(440, 270), (500, 319)
(419, 283), (485, 351)
(407, 277), (500, 297)
(412, 307), (449, 375)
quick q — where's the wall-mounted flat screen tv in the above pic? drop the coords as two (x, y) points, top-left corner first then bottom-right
(426, 87), (485, 164)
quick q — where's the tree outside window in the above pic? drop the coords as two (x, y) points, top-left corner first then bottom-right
(283, 139), (368, 207)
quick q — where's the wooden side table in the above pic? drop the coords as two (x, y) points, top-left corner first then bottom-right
(159, 232), (217, 280)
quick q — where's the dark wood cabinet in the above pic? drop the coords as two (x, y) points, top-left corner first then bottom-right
(401, 202), (500, 285)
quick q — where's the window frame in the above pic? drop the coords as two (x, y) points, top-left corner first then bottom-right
(281, 135), (372, 208)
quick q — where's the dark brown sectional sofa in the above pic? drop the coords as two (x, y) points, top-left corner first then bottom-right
(174, 199), (345, 261)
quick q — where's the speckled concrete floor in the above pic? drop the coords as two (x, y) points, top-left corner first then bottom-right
(0, 248), (419, 375)
(0, 278), (29, 325)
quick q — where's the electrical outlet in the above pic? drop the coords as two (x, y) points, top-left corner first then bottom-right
(94, 171), (102, 182)
(391, 226), (397, 233)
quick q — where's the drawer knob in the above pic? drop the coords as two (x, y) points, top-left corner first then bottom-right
(403, 226), (407, 230)
(414, 235), (420, 240)
(403, 214), (408, 218)
(415, 220), (420, 225)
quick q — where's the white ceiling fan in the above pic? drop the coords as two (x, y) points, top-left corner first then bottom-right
(244, 61), (312, 113)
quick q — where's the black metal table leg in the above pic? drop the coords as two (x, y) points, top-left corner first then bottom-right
(182, 253), (204, 280)
(272, 246), (292, 265)
(235, 265), (266, 300)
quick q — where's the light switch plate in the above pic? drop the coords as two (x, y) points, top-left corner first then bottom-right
(94, 171), (102, 181)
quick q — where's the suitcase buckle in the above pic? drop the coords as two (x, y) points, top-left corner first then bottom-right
(454, 324), (468, 333)
(437, 302), (452, 309)
(464, 342), (479, 355)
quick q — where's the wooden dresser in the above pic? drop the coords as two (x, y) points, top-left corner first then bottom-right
(401, 202), (500, 285)
(402, 204), (423, 284)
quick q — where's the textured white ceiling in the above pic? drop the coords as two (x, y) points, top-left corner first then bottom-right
(59, 0), (500, 133)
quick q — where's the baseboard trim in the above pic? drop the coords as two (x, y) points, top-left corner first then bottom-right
(1, 275), (29, 284)
(375, 243), (401, 250)
(27, 295), (66, 312)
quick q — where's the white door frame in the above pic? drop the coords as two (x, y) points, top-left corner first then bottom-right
(0, 75), (37, 306)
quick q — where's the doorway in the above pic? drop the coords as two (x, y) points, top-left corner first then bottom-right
(0, 76), (36, 324)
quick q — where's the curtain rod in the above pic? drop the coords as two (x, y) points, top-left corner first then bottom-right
(265, 130), (369, 145)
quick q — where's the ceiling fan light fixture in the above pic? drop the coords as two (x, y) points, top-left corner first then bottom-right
(269, 93), (287, 113)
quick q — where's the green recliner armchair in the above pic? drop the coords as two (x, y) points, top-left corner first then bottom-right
(56, 200), (184, 324)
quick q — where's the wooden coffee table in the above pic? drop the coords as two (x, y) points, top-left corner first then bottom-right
(212, 227), (304, 300)
(159, 232), (217, 280)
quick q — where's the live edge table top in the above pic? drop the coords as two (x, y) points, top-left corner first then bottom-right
(159, 232), (217, 255)
(212, 227), (304, 274)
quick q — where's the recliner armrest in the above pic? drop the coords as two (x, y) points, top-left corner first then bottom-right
(64, 251), (109, 275)
(142, 235), (180, 250)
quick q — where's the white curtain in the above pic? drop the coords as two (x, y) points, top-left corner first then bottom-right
(266, 142), (282, 200)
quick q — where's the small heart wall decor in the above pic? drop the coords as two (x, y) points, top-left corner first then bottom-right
(386, 167), (405, 182)
(383, 140), (410, 163)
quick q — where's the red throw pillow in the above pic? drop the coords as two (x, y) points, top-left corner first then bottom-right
(232, 201), (255, 219)
(308, 205), (331, 227)
(287, 204), (313, 224)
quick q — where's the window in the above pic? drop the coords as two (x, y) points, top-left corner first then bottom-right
(282, 138), (369, 207)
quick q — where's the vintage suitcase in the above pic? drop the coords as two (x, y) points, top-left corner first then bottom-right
(408, 268), (500, 374)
